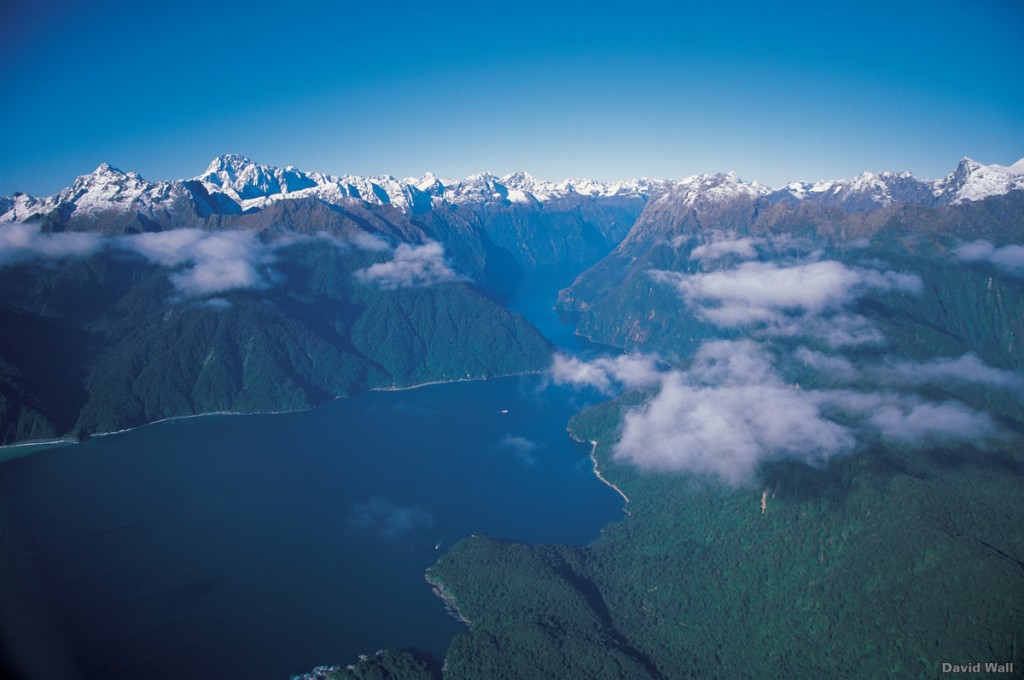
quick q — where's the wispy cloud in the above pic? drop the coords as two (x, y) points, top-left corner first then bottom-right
(954, 240), (1024, 277)
(198, 297), (232, 310)
(652, 260), (922, 347)
(310, 230), (392, 252)
(557, 339), (1009, 486)
(690, 236), (761, 261)
(347, 497), (435, 540)
(120, 228), (276, 297)
(614, 340), (854, 485)
(496, 434), (542, 466)
(0, 222), (105, 266)
(548, 353), (663, 394)
(877, 353), (1024, 392)
(0, 223), (406, 299)
(796, 348), (1024, 393)
(354, 241), (464, 289)
(816, 390), (999, 446)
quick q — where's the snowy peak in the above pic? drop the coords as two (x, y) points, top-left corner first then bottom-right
(653, 171), (768, 209)
(769, 158), (1024, 210)
(4, 155), (1023, 227)
(1, 162), (197, 224)
(196, 154), (319, 201)
(937, 156), (1024, 204)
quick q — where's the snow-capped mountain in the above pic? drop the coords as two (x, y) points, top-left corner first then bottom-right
(769, 157), (1024, 211)
(1, 163), (200, 225)
(935, 157), (1024, 204)
(3, 155), (1022, 228)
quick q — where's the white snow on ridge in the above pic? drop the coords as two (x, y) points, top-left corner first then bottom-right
(939, 157), (1024, 204)
(1, 163), (195, 223)
(3, 155), (1023, 225)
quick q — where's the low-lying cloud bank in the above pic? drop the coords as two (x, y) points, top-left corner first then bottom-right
(955, 240), (1024, 277)
(553, 339), (1010, 486)
(549, 353), (663, 394)
(0, 222), (105, 265)
(0, 223), (415, 297)
(615, 342), (854, 485)
(652, 259), (922, 347)
(354, 241), (464, 289)
(124, 228), (276, 297)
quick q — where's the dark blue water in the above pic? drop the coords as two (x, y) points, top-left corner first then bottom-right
(0, 272), (626, 679)
(1, 377), (621, 679)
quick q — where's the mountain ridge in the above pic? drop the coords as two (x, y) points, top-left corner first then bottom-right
(4, 155), (1023, 228)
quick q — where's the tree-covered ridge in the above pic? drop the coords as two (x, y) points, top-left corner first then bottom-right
(558, 192), (1024, 361)
(426, 190), (1024, 677)
(430, 394), (1024, 678)
(291, 649), (440, 680)
(0, 237), (552, 445)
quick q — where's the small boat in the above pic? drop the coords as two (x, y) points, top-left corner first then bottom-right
(435, 540), (442, 550)
(499, 409), (509, 414)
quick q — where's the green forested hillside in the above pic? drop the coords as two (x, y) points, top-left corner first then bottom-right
(0, 239), (551, 445)
(426, 192), (1024, 678)
(429, 397), (1024, 679)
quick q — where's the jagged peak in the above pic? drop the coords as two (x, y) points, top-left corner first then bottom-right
(92, 162), (126, 176)
(957, 156), (982, 170)
(464, 171), (499, 183)
(198, 153), (270, 181)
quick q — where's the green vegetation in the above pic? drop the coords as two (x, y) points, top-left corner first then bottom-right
(293, 649), (440, 680)
(431, 400), (1024, 678)
(427, 194), (1024, 678)
(0, 240), (551, 445)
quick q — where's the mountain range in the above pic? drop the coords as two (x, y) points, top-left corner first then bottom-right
(4, 155), (1023, 227)
(2, 154), (1024, 678)
(1, 155), (1022, 449)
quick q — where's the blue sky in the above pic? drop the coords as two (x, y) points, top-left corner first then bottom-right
(2, 0), (1022, 196)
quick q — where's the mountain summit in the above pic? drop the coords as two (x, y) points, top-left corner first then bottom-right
(3, 156), (1023, 228)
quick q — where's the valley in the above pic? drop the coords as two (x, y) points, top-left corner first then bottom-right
(2, 155), (1023, 679)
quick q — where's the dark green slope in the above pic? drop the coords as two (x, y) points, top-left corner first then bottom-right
(426, 191), (1024, 678)
(559, 193), (1024, 360)
(431, 399), (1024, 679)
(0, 240), (552, 445)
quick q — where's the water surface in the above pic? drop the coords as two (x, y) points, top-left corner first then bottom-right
(1, 375), (622, 680)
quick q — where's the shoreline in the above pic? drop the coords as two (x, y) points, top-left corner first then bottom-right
(368, 370), (542, 394)
(588, 440), (630, 509)
(424, 572), (472, 627)
(0, 370), (546, 455)
(0, 436), (78, 451)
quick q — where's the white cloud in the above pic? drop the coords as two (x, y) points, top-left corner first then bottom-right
(311, 229), (391, 252)
(878, 353), (1024, 392)
(954, 240), (1024, 277)
(652, 260), (922, 347)
(347, 497), (435, 540)
(349, 231), (391, 252)
(198, 297), (232, 310)
(496, 434), (542, 466)
(793, 347), (859, 380)
(614, 340), (854, 485)
(691, 236), (761, 261)
(608, 339), (1007, 485)
(549, 353), (663, 394)
(817, 390), (999, 446)
(120, 228), (275, 296)
(0, 222), (105, 266)
(354, 241), (464, 289)
(769, 313), (887, 347)
(867, 399), (998, 444)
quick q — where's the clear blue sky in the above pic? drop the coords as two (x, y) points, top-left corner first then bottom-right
(2, 0), (1022, 196)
